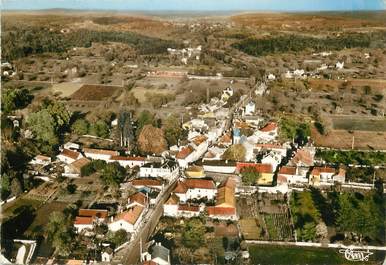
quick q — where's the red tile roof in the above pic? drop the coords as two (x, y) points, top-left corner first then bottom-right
(110, 156), (145, 161)
(116, 205), (144, 225)
(236, 162), (273, 173)
(174, 181), (188, 193)
(78, 209), (108, 219)
(178, 204), (200, 212)
(192, 135), (208, 146)
(131, 178), (163, 187)
(185, 179), (216, 189)
(279, 166), (296, 175)
(60, 149), (81, 160)
(277, 175), (288, 184)
(70, 157), (90, 171)
(291, 149), (314, 167)
(219, 133), (232, 145)
(259, 122), (277, 132)
(255, 143), (284, 149)
(176, 146), (194, 159)
(206, 206), (236, 216)
(74, 216), (94, 225)
(311, 167), (336, 176)
(165, 194), (180, 205)
(128, 192), (147, 206)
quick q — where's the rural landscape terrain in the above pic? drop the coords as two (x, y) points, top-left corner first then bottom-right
(1, 7), (386, 265)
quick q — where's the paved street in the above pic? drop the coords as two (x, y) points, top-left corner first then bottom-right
(113, 178), (178, 265)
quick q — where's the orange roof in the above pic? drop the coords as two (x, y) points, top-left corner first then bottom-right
(128, 192), (147, 206)
(259, 122), (277, 132)
(176, 146), (194, 159)
(36, 155), (51, 161)
(165, 194), (180, 205)
(74, 216), (94, 225)
(255, 143), (284, 149)
(174, 181), (188, 193)
(131, 178), (163, 187)
(207, 206), (236, 216)
(178, 204), (200, 212)
(143, 261), (157, 265)
(291, 149), (314, 167)
(277, 175), (288, 184)
(83, 147), (118, 156)
(116, 205), (144, 225)
(60, 149), (81, 160)
(185, 179), (216, 189)
(192, 135), (208, 146)
(279, 166), (296, 175)
(219, 133), (232, 145)
(70, 157), (90, 171)
(111, 156), (145, 161)
(78, 209), (108, 219)
(312, 167), (335, 176)
(237, 162), (273, 173)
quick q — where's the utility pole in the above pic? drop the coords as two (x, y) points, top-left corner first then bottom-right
(351, 136), (355, 150)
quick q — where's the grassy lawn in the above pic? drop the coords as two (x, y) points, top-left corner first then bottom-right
(1, 196), (42, 221)
(249, 245), (385, 265)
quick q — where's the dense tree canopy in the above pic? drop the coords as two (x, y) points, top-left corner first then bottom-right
(2, 88), (33, 113)
(162, 114), (184, 146)
(222, 144), (246, 161)
(46, 211), (74, 257)
(233, 32), (386, 57)
(137, 124), (168, 155)
(182, 218), (206, 250)
(2, 26), (182, 61)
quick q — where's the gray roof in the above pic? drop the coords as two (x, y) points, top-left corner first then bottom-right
(151, 244), (170, 262)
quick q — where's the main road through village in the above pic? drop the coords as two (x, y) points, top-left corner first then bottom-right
(111, 88), (251, 265)
(112, 178), (178, 265)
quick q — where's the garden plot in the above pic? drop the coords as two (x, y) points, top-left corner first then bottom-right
(331, 116), (386, 132)
(70, 84), (122, 101)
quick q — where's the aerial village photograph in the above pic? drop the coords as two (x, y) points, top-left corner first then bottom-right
(0, 0), (385, 264)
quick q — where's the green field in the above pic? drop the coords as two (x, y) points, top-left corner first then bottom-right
(249, 245), (385, 265)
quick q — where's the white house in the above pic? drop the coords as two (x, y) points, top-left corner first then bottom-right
(109, 156), (146, 168)
(245, 101), (256, 116)
(202, 160), (236, 174)
(29, 155), (51, 166)
(139, 160), (179, 181)
(130, 178), (164, 190)
(57, 149), (83, 164)
(163, 194), (180, 217)
(267, 74), (276, 80)
(176, 135), (208, 168)
(253, 122), (278, 143)
(83, 148), (119, 162)
(277, 166), (308, 185)
(74, 216), (94, 233)
(63, 142), (81, 151)
(261, 151), (283, 171)
(173, 179), (217, 202)
(336, 61), (344, 69)
(309, 166), (337, 186)
(108, 205), (144, 233)
(101, 247), (114, 262)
